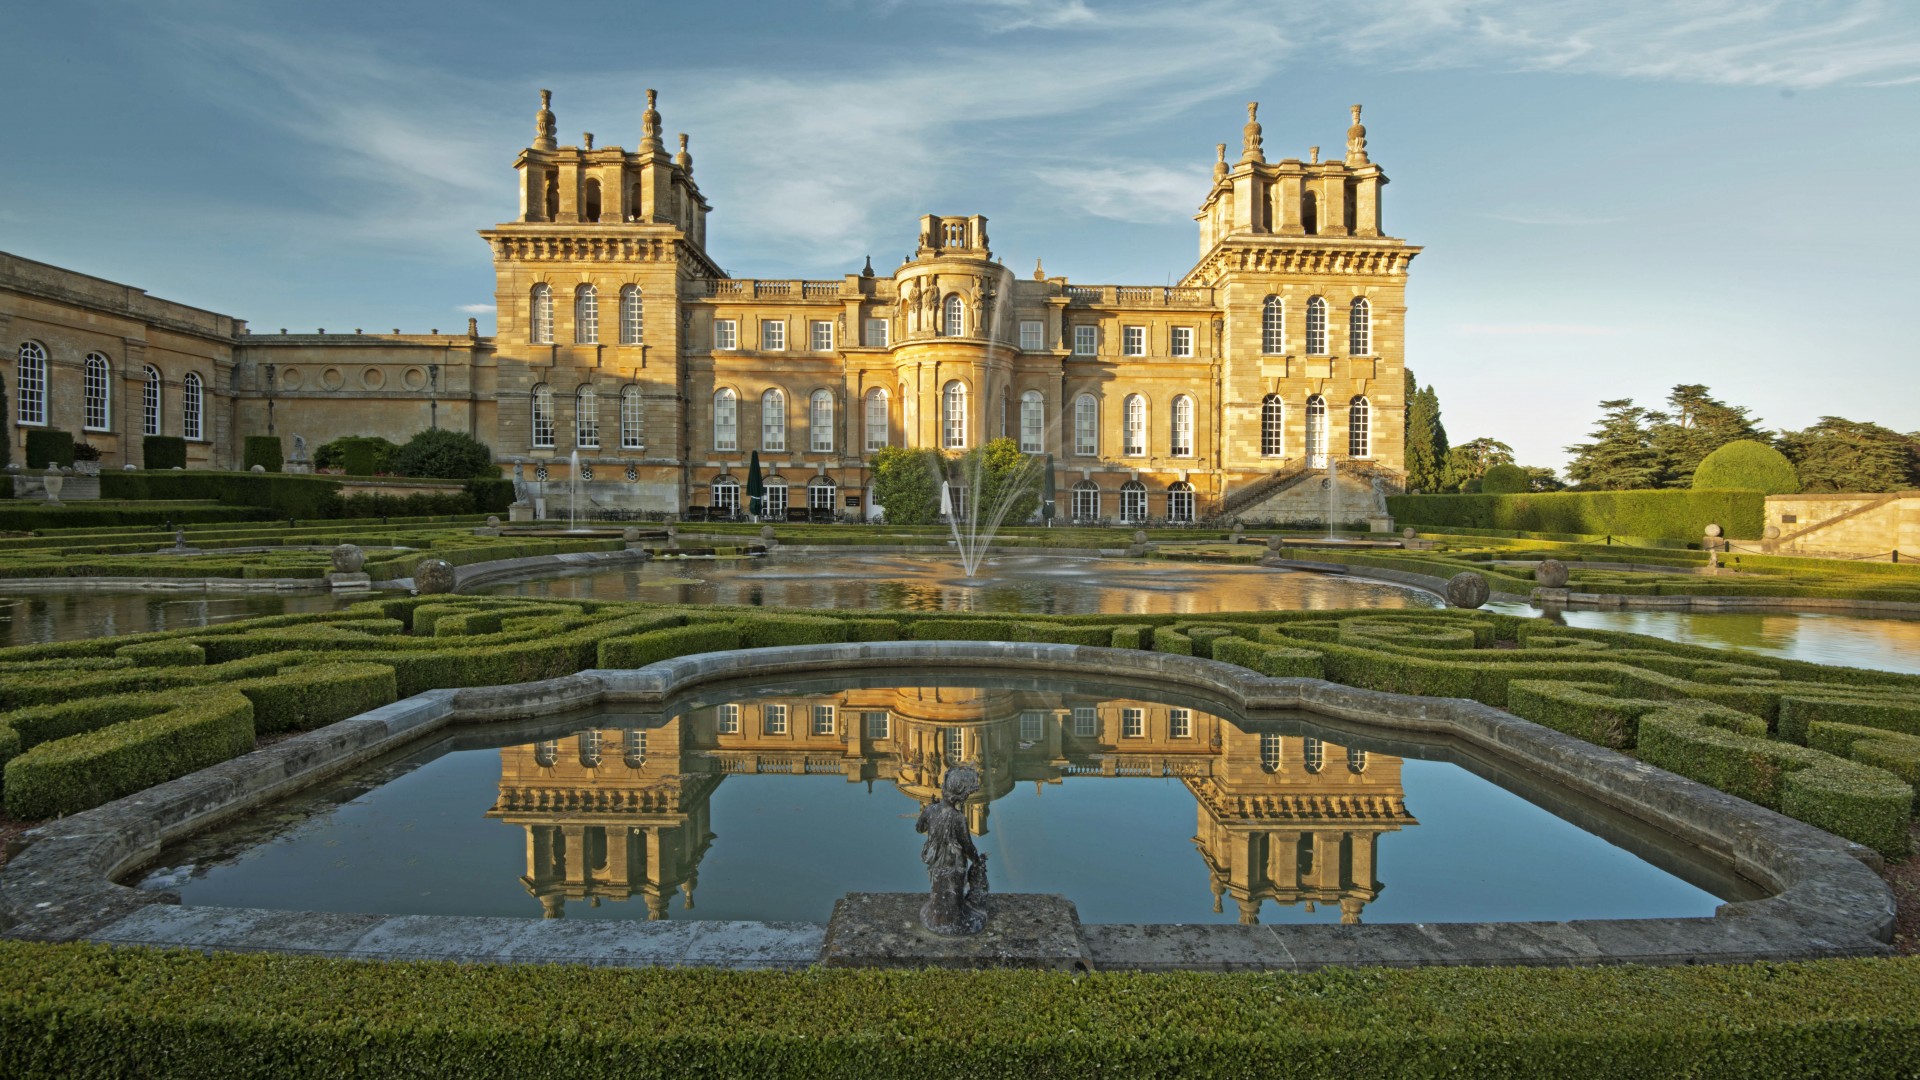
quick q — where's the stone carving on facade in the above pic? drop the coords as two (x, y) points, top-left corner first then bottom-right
(1346, 104), (1370, 166)
(534, 89), (556, 151)
(916, 764), (989, 935)
(899, 278), (919, 333)
(921, 278), (939, 332)
(1241, 102), (1264, 163)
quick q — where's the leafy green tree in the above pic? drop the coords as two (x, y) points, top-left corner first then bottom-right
(1777, 417), (1915, 493)
(1565, 399), (1664, 490)
(1521, 465), (1566, 492)
(1649, 384), (1765, 488)
(392, 429), (498, 479)
(315, 435), (400, 475)
(1442, 437), (1514, 490)
(963, 438), (1043, 527)
(1479, 463), (1530, 494)
(871, 446), (942, 524)
(1402, 370), (1449, 492)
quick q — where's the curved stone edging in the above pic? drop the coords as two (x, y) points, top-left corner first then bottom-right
(0, 642), (1895, 970)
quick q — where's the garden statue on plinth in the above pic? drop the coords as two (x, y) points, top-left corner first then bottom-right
(916, 764), (989, 935)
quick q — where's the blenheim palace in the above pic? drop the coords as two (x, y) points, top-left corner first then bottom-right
(1, 90), (1417, 523)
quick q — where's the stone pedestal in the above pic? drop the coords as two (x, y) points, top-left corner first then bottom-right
(328, 572), (373, 591)
(821, 893), (1092, 972)
(508, 501), (534, 523)
(1531, 586), (1571, 606)
(1368, 514), (1393, 533)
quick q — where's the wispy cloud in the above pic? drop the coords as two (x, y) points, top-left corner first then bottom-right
(1032, 164), (1214, 225)
(970, 0), (1099, 32)
(457, 303), (496, 314)
(1455, 323), (1625, 337)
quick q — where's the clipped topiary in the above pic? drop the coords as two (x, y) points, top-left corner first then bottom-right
(142, 435), (188, 470)
(391, 428), (497, 479)
(24, 429), (74, 470)
(1692, 439), (1800, 494)
(1480, 463), (1530, 494)
(242, 435), (283, 473)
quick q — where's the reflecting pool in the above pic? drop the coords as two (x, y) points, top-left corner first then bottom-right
(1489, 604), (1920, 675)
(476, 552), (1443, 616)
(137, 674), (1740, 926)
(0, 590), (349, 647)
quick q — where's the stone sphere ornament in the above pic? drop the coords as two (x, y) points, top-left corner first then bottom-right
(623, 527), (641, 542)
(1266, 535), (1285, 552)
(330, 544), (366, 574)
(1133, 530), (1148, 546)
(250, 464), (267, 473)
(1445, 571), (1491, 609)
(1534, 559), (1569, 589)
(761, 525), (776, 542)
(486, 515), (501, 528)
(1403, 526), (1417, 539)
(413, 558), (456, 595)
(1704, 523), (1723, 538)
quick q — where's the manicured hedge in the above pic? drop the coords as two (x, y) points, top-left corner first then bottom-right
(141, 434), (187, 470)
(242, 435), (283, 473)
(1386, 489), (1765, 541)
(2, 944), (1917, 1077)
(23, 429), (74, 470)
(599, 622), (736, 668)
(1693, 440), (1800, 494)
(2, 689), (254, 819)
(0, 503), (277, 531)
(233, 662), (398, 734)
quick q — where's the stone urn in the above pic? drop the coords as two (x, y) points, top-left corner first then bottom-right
(623, 526), (642, 543)
(1534, 559), (1569, 589)
(413, 558), (457, 595)
(1445, 571), (1490, 609)
(40, 468), (64, 504)
(331, 544), (366, 574)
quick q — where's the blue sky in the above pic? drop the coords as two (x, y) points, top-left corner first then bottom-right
(5, 0), (1917, 471)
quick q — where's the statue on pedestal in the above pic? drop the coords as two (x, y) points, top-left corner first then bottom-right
(915, 764), (989, 935)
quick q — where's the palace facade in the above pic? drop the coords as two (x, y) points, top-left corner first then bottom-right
(2, 91), (1418, 524)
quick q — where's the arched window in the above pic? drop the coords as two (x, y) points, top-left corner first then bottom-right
(529, 284), (554, 344)
(574, 284), (598, 343)
(530, 383), (555, 448)
(1260, 395), (1285, 456)
(583, 178), (602, 223)
(16, 342), (46, 426)
(534, 740), (558, 768)
(1019, 390), (1044, 454)
(141, 365), (162, 437)
(1347, 746), (1368, 773)
(1167, 481), (1195, 523)
(620, 385), (643, 449)
(864, 387), (889, 451)
(1071, 480), (1100, 522)
(578, 730), (602, 769)
(1348, 396), (1371, 458)
(83, 353), (111, 431)
(1259, 732), (1282, 773)
(575, 385), (599, 448)
(711, 476), (740, 514)
(619, 285), (643, 345)
(1305, 395), (1327, 465)
(1302, 737), (1325, 774)
(1119, 480), (1147, 524)
(762, 476), (789, 516)
(1171, 395), (1194, 457)
(1261, 296), (1285, 354)
(810, 389), (834, 452)
(1073, 393), (1098, 457)
(1122, 395), (1147, 457)
(182, 372), (204, 441)
(943, 294), (964, 337)
(624, 729), (647, 769)
(1348, 297), (1370, 355)
(808, 476), (836, 512)
(1302, 190), (1319, 235)
(1305, 296), (1327, 355)
(761, 388), (787, 451)
(713, 388), (738, 451)
(942, 380), (966, 449)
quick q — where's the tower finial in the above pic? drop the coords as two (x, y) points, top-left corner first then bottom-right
(1346, 104), (1369, 166)
(674, 132), (692, 174)
(1241, 102), (1264, 163)
(1033, 257), (1045, 281)
(1213, 143), (1228, 182)
(641, 88), (663, 150)
(534, 88), (557, 151)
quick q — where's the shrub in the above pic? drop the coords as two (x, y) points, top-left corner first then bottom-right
(391, 428), (498, 479)
(1480, 463), (1531, 494)
(597, 623), (737, 669)
(232, 663), (397, 734)
(1385, 489), (1766, 541)
(242, 435), (283, 473)
(24, 429), (74, 470)
(734, 615), (849, 648)
(2, 689), (255, 819)
(871, 446), (942, 525)
(463, 477), (516, 513)
(317, 436), (400, 476)
(71, 442), (101, 462)
(113, 641), (206, 668)
(142, 435), (187, 470)
(1693, 439), (1801, 494)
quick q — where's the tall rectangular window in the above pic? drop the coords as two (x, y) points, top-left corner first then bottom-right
(717, 704), (741, 734)
(714, 319), (737, 350)
(762, 319), (786, 351)
(621, 388), (643, 449)
(1171, 396), (1193, 457)
(1073, 395), (1098, 457)
(141, 367), (161, 436)
(1122, 708), (1144, 738)
(763, 703), (788, 736)
(863, 711), (890, 739)
(83, 355), (110, 431)
(1072, 706), (1098, 738)
(864, 318), (889, 347)
(810, 391), (834, 453)
(1019, 320), (1044, 351)
(812, 705), (835, 736)
(1123, 396), (1146, 457)
(16, 343), (46, 426)
(865, 390), (888, 451)
(1170, 708), (1192, 738)
(1072, 325), (1097, 356)
(713, 390), (738, 451)
(575, 387), (599, 448)
(1020, 710), (1044, 742)
(810, 320), (833, 351)
(1019, 393), (1043, 454)
(1171, 327), (1193, 357)
(530, 385), (555, 449)
(1122, 326), (1145, 356)
(182, 373), (204, 441)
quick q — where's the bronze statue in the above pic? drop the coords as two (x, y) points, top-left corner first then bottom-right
(915, 764), (989, 934)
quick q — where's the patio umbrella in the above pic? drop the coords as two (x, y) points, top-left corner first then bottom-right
(746, 451), (764, 519)
(939, 479), (953, 518)
(1041, 454), (1056, 524)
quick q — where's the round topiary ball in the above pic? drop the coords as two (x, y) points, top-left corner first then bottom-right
(1692, 440), (1800, 494)
(1534, 559), (1569, 589)
(1479, 463), (1530, 494)
(413, 558), (456, 595)
(1445, 571), (1490, 609)
(330, 544), (365, 574)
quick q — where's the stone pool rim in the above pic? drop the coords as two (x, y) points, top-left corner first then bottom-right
(0, 642), (1895, 971)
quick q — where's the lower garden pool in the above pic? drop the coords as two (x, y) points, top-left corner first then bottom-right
(134, 673), (1751, 926)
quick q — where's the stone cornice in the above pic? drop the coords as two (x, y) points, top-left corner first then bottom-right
(479, 230), (725, 279)
(1180, 241), (1421, 288)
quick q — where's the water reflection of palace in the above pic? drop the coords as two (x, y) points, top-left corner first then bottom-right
(489, 690), (1415, 923)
